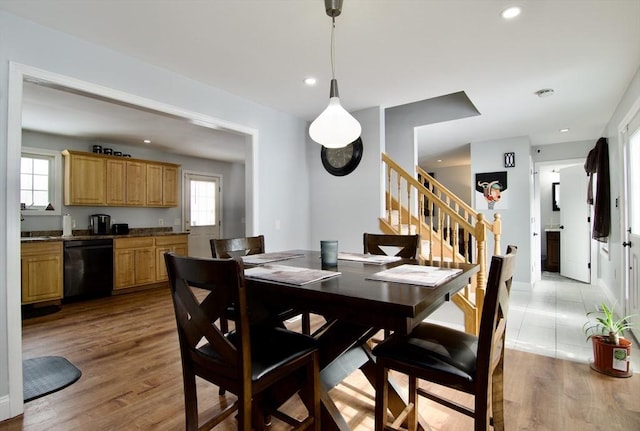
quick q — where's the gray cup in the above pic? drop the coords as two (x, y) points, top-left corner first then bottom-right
(321, 240), (339, 267)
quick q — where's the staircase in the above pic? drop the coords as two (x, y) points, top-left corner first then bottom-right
(381, 153), (502, 335)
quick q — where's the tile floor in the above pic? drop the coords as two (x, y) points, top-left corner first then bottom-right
(429, 271), (639, 372)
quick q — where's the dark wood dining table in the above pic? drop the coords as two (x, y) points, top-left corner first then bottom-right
(245, 250), (479, 431)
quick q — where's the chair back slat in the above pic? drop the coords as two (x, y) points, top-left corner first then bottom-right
(363, 233), (420, 259)
(165, 253), (250, 374)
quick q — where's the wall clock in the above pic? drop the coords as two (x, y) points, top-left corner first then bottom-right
(321, 137), (363, 176)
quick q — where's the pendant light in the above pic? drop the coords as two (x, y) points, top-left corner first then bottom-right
(309, 0), (361, 149)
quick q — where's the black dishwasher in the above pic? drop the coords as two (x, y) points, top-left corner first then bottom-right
(63, 239), (113, 300)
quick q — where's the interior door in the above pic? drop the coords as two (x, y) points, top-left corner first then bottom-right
(183, 172), (221, 258)
(624, 110), (640, 340)
(559, 164), (591, 283)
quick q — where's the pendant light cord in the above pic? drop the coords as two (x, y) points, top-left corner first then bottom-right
(331, 17), (336, 80)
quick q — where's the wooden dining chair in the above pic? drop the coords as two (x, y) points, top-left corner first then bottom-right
(210, 235), (265, 259)
(210, 235), (311, 335)
(164, 253), (320, 431)
(363, 233), (420, 259)
(364, 233), (421, 342)
(373, 245), (517, 431)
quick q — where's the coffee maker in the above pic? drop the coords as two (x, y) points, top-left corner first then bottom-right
(89, 214), (111, 235)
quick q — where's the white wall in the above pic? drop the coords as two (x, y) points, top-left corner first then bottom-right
(470, 136), (532, 285)
(309, 106), (384, 253)
(0, 10), (311, 419)
(600, 66), (640, 305)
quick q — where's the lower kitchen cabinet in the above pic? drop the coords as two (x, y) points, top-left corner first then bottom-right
(114, 237), (156, 290)
(21, 241), (63, 304)
(114, 234), (188, 290)
(155, 234), (188, 281)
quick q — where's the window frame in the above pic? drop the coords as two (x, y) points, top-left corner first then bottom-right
(20, 147), (62, 216)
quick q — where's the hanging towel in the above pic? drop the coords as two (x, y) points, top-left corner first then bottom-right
(584, 137), (610, 242)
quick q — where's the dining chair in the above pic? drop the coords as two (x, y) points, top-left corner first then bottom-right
(164, 253), (320, 431)
(364, 232), (421, 342)
(363, 233), (420, 259)
(373, 245), (517, 431)
(210, 235), (311, 335)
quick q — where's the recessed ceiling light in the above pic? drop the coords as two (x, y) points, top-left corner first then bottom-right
(437, 159), (443, 163)
(535, 88), (555, 98)
(303, 77), (317, 86)
(501, 6), (521, 19)
(559, 128), (569, 133)
(143, 139), (151, 144)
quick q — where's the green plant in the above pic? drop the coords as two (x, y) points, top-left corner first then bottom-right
(583, 303), (636, 345)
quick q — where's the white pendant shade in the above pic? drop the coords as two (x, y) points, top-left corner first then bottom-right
(309, 97), (361, 148)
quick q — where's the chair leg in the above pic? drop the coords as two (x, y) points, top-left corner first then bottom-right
(375, 364), (389, 431)
(182, 371), (199, 431)
(491, 361), (505, 431)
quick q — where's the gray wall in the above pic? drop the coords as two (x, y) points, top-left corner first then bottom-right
(470, 136), (532, 284)
(309, 106), (384, 253)
(20, 131), (246, 237)
(428, 164), (472, 207)
(0, 10), (311, 418)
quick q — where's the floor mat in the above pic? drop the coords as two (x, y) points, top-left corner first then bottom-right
(23, 356), (82, 402)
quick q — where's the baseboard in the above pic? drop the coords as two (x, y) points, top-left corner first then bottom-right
(0, 395), (14, 422)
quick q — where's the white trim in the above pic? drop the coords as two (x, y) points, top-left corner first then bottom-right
(6, 62), (25, 419)
(5, 61), (260, 420)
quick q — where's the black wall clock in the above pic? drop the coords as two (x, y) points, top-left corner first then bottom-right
(321, 137), (363, 176)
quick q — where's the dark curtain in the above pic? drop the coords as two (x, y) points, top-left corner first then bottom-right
(584, 137), (610, 242)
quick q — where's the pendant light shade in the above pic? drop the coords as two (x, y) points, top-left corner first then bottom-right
(309, 0), (361, 149)
(309, 79), (361, 148)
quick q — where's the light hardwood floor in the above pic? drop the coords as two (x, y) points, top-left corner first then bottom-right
(2, 287), (639, 430)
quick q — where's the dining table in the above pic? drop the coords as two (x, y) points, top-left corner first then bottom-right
(244, 250), (479, 431)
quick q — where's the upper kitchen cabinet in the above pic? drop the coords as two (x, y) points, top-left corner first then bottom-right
(63, 150), (106, 205)
(146, 163), (179, 207)
(106, 159), (146, 206)
(63, 150), (179, 207)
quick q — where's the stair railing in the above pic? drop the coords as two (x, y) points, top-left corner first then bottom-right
(381, 152), (502, 334)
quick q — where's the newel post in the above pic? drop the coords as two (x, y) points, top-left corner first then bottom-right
(475, 213), (488, 330)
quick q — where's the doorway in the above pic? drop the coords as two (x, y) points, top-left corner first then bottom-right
(535, 159), (594, 283)
(183, 172), (222, 258)
(622, 107), (640, 340)
(6, 63), (258, 417)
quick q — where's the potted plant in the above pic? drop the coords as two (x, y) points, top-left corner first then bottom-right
(583, 302), (635, 377)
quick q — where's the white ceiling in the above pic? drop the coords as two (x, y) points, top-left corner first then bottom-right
(2, 0), (640, 167)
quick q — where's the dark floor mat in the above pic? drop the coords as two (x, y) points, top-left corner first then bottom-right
(23, 356), (82, 402)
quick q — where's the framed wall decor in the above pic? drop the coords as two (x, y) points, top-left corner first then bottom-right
(475, 171), (508, 210)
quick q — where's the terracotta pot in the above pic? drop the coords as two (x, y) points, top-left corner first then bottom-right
(590, 335), (633, 378)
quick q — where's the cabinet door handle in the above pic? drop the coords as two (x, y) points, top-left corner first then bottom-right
(559, 225), (564, 229)
(623, 241), (632, 248)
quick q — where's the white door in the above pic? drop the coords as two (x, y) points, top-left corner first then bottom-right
(559, 164), (591, 283)
(183, 172), (221, 258)
(623, 109), (640, 340)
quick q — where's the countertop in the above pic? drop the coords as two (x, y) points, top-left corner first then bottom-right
(21, 228), (189, 243)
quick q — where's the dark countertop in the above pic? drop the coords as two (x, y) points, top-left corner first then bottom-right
(21, 228), (189, 243)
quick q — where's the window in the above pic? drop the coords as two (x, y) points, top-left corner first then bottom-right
(20, 147), (62, 216)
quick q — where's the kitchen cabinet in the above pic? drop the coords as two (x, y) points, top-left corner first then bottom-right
(106, 159), (146, 206)
(63, 150), (106, 205)
(63, 150), (179, 207)
(114, 237), (156, 290)
(21, 241), (63, 304)
(155, 234), (188, 281)
(546, 230), (560, 272)
(146, 163), (179, 207)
